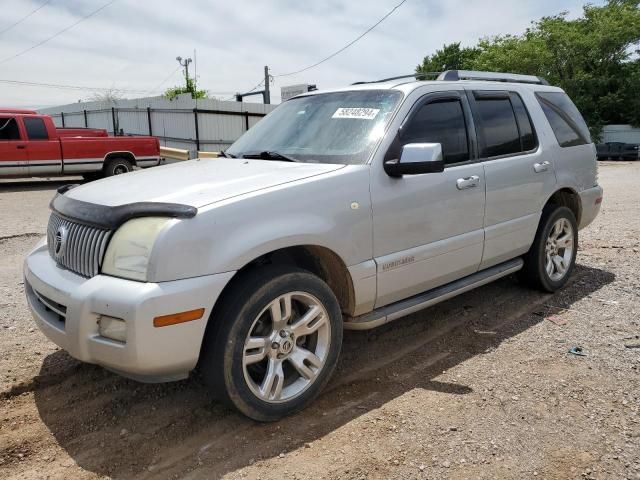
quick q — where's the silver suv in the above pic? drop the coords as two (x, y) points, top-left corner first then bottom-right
(25, 70), (603, 421)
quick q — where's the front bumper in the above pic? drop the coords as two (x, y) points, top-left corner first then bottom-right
(24, 242), (234, 382)
(578, 185), (603, 230)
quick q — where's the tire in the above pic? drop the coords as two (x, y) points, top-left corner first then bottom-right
(103, 157), (133, 176)
(199, 265), (343, 421)
(520, 205), (578, 292)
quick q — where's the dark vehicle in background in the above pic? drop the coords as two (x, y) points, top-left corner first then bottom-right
(596, 142), (639, 161)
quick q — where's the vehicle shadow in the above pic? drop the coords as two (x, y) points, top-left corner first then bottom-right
(33, 264), (614, 479)
(0, 177), (84, 193)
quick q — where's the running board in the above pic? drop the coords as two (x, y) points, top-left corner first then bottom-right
(344, 258), (523, 331)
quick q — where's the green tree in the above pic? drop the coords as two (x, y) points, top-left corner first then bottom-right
(416, 42), (480, 76)
(163, 77), (208, 100)
(416, 1), (640, 138)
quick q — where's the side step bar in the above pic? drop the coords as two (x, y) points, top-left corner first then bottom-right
(344, 258), (523, 331)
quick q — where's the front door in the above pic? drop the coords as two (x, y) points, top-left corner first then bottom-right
(0, 116), (28, 176)
(371, 91), (486, 308)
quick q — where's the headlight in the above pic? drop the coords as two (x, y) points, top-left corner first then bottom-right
(101, 217), (170, 281)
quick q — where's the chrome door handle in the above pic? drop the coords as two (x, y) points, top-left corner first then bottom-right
(533, 161), (550, 173)
(456, 175), (480, 190)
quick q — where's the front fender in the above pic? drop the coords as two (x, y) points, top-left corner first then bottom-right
(149, 166), (373, 282)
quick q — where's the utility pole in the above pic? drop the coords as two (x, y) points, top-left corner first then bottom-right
(176, 56), (193, 91)
(264, 65), (271, 104)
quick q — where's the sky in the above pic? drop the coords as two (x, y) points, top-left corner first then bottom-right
(0, 0), (597, 108)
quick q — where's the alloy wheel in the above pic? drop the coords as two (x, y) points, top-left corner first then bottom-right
(544, 217), (574, 281)
(242, 292), (331, 403)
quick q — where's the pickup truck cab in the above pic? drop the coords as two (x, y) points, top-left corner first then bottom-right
(0, 109), (160, 178)
(25, 71), (603, 421)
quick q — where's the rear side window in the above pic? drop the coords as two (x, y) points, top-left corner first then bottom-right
(536, 92), (591, 147)
(0, 117), (21, 140)
(24, 117), (49, 140)
(401, 99), (469, 164)
(474, 97), (521, 157)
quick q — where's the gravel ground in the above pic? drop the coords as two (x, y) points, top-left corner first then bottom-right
(0, 163), (638, 480)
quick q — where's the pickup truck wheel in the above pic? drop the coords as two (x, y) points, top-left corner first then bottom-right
(199, 266), (343, 421)
(104, 157), (133, 176)
(520, 206), (578, 292)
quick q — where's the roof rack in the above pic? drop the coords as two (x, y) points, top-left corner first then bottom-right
(352, 70), (549, 86)
(437, 70), (549, 85)
(352, 72), (440, 85)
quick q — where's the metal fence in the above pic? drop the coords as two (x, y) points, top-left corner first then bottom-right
(40, 95), (278, 156)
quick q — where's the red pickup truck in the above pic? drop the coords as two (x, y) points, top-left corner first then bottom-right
(0, 109), (160, 179)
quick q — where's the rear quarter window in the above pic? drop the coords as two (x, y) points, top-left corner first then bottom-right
(24, 117), (49, 140)
(536, 92), (591, 147)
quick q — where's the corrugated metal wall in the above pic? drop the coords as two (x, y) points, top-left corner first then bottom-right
(39, 94), (278, 156)
(602, 125), (640, 144)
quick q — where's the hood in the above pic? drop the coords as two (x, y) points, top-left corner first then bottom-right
(65, 158), (345, 208)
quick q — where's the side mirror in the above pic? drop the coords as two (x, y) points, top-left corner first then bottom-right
(384, 143), (445, 177)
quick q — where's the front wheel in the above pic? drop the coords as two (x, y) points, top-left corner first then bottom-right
(520, 205), (578, 292)
(199, 266), (343, 421)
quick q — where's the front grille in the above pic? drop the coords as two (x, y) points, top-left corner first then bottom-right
(47, 212), (112, 278)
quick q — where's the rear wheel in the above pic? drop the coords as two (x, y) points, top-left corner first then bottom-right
(199, 266), (343, 421)
(520, 206), (578, 292)
(103, 157), (133, 176)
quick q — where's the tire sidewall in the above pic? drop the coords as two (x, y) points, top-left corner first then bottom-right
(217, 269), (343, 421)
(105, 158), (132, 176)
(534, 206), (578, 291)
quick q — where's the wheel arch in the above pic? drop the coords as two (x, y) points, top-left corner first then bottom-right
(197, 244), (356, 366)
(543, 187), (582, 225)
(232, 245), (355, 315)
(104, 151), (136, 166)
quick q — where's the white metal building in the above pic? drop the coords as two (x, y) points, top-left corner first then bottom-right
(39, 94), (278, 155)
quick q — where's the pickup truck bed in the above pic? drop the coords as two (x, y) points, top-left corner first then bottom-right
(0, 109), (160, 178)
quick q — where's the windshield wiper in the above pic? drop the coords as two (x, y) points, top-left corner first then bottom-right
(218, 150), (236, 158)
(242, 151), (300, 162)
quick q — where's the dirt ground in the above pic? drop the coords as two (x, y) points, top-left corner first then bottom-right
(0, 163), (638, 480)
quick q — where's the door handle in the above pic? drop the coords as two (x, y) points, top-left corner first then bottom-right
(456, 175), (480, 190)
(533, 161), (550, 173)
(16, 144), (26, 149)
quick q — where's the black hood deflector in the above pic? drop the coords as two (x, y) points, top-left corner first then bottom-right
(50, 186), (197, 230)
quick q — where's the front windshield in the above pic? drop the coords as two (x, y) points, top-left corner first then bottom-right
(226, 90), (403, 165)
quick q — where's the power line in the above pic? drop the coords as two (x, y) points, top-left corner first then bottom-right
(225, 78), (264, 101)
(0, 76), (239, 98)
(0, 78), (149, 94)
(0, 0), (53, 36)
(273, 0), (408, 78)
(148, 66), (181, 94)
(0, 0), (117, 65)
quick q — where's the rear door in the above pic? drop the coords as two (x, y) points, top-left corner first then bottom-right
(467, 89), (557, 270)
(0, 116), (28, 176)
(23, 116), (62, 176)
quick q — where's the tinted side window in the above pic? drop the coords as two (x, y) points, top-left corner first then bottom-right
(24, 117), (49, 140)
(536, 92), (591, 147)
(0, 117), (21, 140)
(510, 93), (537, 151)
(475, 98), (521, 157)
(401, 100), (469, 164)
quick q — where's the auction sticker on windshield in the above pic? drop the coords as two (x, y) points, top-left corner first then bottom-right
(332, 107), (380, 120)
